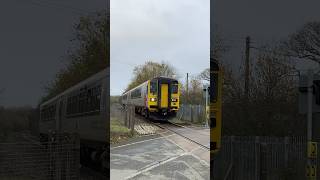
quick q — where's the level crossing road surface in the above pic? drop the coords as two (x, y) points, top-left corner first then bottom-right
(110, 126), (210, 180)
(158, 122), (210, 149)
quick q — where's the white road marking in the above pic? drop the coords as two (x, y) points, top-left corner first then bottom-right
(110, 133), (174, 150)
(124, 152), (188, 180)
(123, 144), (210, 179)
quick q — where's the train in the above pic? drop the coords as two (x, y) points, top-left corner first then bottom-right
(121, 76), (180, 120)
(39, 68), (109, 170)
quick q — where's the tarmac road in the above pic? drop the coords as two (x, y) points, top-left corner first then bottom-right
(110, 128), (210, 180)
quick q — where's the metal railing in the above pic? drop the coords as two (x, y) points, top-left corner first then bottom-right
(177, 104), (206, 123)
(0, 133), (80, 180)
(213, 136), (317, 180)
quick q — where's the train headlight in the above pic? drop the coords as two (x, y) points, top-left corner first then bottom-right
(171, 98), (178, 102)
(150, 98), (157, 102)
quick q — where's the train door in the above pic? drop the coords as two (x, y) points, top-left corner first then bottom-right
(160, 84), (169, 108)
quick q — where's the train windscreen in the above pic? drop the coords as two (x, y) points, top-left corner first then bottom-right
(171, 84), (178, 94)
(150, 80), (157, 94)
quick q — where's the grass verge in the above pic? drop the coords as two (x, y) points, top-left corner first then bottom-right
(110, 117), (136, 144)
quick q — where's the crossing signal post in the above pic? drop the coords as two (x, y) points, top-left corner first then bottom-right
(203, 84), (210, 128)
(298, 69), (319, 179)
(210, 60), (222, 155)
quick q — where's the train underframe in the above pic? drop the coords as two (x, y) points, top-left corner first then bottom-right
(80, 139), (108, 172)
(40, 133), (108, 173)
(134, 106), (177, 120)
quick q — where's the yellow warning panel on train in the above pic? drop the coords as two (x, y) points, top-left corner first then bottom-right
(307, 141), (317, 158)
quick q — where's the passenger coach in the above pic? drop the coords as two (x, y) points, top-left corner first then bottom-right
(39, 68), (109, 170)
(121, 76), (180, 119)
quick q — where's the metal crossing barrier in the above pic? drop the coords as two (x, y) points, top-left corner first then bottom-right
(213, 136), (319, 180)
(0, 133), (80, 180)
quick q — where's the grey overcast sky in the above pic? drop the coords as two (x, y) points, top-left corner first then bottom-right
(110, 0), (210, 96)
(213, 0), (320, 71)
(0, 0), (105, 107)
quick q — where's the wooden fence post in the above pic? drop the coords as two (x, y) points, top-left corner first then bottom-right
(190, 105), (193, 122)
(130, 106), (135, 135)
(124, 106), (128, 127)
(127, 106), (131, 129)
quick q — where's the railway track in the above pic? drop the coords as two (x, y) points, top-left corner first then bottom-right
(135, 115), (210, 151)
(153, 121), (210, 150)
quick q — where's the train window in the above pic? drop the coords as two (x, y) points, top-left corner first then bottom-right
(94, 85), (102, 111)
(65, 84), (101, 118)
(131, 88), (141, 99)
(78, 91), (84, 113)
(74, 95), (78, 113)
(87, 89), (92, 110)
(150, 80), (157, 94)
(122, 94), (127, 101)
(171, 84), (178, 94)
(41, 104), (56, 122)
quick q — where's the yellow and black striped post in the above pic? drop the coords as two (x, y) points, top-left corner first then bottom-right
(306, 141), (317, 180)
(210, 60), (222, 155)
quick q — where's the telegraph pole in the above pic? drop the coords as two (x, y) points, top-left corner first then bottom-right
(186, 73), (189, 104)
(243, 36), (251, 122)
(245, 36), (250, 105)
(307, 69), (313, 147)
(306, 69), (317, 179)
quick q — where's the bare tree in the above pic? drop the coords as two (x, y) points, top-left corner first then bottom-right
(250, 46), (301, 136)
(222, 44), (304, 136)
(198, 68), (210, 82)
(212, 24), (229, 61)
(43, 11), (108, 102)
(283, 21), (320, 64)
(180, 75), (204, 105)
(126, 61), (178, 91)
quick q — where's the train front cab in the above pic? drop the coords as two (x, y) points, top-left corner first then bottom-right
(147, 77), (180, 119)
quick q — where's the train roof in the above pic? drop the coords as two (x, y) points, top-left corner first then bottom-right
(122, 80), (148, 95)
(41, 68), (109, 107)
(122, 76), (178, 95)
(153, 76), (178, 81)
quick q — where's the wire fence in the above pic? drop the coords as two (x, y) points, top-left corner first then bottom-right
(213, 136), (319, 180)
(122, 105), (135, 134)
(177, 104), (206, 123)
(0, 133), (80, 180)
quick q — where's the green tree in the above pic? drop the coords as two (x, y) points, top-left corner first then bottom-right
(125, 61), (178, 91)
(43, 11), (108, 102)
